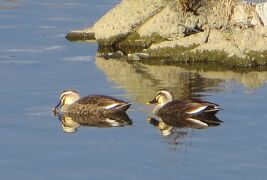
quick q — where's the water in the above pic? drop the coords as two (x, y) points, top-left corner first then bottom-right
(1, 0), (267, 179)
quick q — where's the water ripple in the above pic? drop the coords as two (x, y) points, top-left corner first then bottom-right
(63, 56), (95, 62)
(2, 45), (65, 53)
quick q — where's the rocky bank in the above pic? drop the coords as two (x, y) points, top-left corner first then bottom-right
(66, 0), (267, 67)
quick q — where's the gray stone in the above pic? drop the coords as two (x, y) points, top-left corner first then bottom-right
(128, 53), (140, 61)
(93, 0), (165, 46)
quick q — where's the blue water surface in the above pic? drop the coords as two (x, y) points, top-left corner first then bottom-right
(0, 0), (267, 180)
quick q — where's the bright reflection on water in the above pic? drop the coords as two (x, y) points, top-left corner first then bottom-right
(1, 0), (267, 180)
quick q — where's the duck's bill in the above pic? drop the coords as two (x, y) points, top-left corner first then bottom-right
(52, 102), (61, 115)
(146, 98), (157, 104)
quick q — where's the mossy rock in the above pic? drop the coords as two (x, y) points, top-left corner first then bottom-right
(65, 31), (95, 42)
(145, 46), (267, 69)
(115, 32), (166, 49)
(147, 44), (199, 58)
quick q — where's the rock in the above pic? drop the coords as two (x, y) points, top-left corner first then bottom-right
(127, 52), (149, 61)
(128, 53), (140, 61)
(93, 0), (165, 46)
(256, 3), (267, 26)
(137, 6), (187, 39)
(136, 52), (150, 59)
(193, 29), (244, 58)
(101, 51), (124, 60)
(147, 28), (267, 66)
(66, 27), (95, 41)
(149, 30), (209, 50)
(67, 0), (267, 67)
(232, 27), (267, 52)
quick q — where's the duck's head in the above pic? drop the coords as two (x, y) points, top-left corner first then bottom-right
(147, 89), (174, 106)
(53, 90), (81, 114)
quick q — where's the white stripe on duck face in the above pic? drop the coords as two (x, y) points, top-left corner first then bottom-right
(158, 90), (173, 102)
(59, 90), (81, 105)
(60, 90), (80, 100)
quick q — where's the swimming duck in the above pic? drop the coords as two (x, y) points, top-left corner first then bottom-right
(147, 89), (220, 118)
(53, 90), (132, 115)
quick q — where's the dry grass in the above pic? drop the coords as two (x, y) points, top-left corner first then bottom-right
(175, 0), (207, 15)
(220, 0), (239, 21)
(175, 0), (239, 20)
(205, 0), (239, 26)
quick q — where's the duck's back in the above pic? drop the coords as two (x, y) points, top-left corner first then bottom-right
(157, 99), (219, 117)
(156, 100), (187, 117)
(68, 95), (130, 115)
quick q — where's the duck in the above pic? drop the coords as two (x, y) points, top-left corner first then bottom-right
(53, 90), (132, 115)
(147, 89), (221, 127)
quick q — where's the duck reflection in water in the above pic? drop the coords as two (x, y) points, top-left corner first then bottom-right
(147, 114), (222, 137)
(147, 89), (223, 138)
(54, 113), (133, 133)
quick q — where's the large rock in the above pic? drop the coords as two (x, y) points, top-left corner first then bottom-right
(67, 0), (267, 67)
(256, 3), (267, 26)
(93, 0), (165, 46)
(137, 6), (197, 39)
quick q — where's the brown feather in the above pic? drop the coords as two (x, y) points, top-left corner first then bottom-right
(67, 95), (130, 115)
(157, 99), (220, 117)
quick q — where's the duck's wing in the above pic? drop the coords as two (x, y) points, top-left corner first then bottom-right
(157, 99), (220, 117)
(190, 98), (219, 108)
(188, 99), (220, 114)
(157, 100), (188, 116)
(159, 100), (214, 115)
(76, 95), (132, 112)
(183, 102), (209, 115)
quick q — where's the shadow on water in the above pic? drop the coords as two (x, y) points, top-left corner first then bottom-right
(95, 54), (267, 104)
(54, 113), (133, 133)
